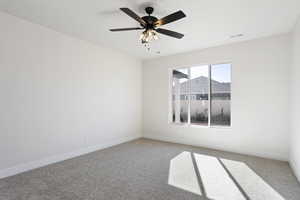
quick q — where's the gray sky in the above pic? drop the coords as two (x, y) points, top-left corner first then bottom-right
(177, 63), (231, 83)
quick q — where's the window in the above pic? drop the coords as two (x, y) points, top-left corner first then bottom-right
(210, 64), (231, 126)
(171, 63), (231, 127)
(172, 69), (189, 123)
(190, 65), (209, 125)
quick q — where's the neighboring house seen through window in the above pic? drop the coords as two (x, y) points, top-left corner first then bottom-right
(171, 63), (231, 127)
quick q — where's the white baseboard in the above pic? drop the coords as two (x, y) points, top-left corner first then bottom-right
(0, 135), (140, 179)
(143, 135), (288, 162)
(290, 160), (300, 183)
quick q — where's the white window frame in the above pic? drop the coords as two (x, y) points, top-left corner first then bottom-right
(168, 61), (232, 128)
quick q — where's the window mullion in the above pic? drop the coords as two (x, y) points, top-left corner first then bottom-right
(208, 65), (212, 127)
(188, 67), (191, 125)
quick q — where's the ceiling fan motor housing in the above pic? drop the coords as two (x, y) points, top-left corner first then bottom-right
(142, 16), (158, 29)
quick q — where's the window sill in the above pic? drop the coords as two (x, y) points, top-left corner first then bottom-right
(169, 122), (231, 129)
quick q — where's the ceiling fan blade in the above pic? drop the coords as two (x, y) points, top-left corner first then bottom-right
(110, 27), (143, 32)
(156, 28), (184, 39)
(120, 8), (147, 26)
(155, 10), (186, 26)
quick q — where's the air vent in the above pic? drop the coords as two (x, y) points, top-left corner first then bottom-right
(230, 34), (244, 38)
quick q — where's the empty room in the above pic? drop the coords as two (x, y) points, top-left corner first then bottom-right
(1, 0), (300, 199)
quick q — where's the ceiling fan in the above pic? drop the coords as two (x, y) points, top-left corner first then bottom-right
(110, 7), (186, 44)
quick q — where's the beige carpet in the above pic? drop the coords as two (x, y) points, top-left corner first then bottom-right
(0, 138), (299, 200)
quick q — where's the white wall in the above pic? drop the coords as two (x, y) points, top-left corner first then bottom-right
(0, 12), (142, 178)
(143, 34), (291, 161)
(290, 18), (300, 181)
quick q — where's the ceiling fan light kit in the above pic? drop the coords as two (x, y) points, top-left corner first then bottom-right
(140, 29), (159, 43)
(110, 7), (186, 45)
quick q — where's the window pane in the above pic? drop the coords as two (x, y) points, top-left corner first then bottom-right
(210, 63), (231, 126)
(172, 68), (189, 123)
(190, 66), (209, 125)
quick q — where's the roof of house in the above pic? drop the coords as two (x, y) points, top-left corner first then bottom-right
(177, 76), (231, 94)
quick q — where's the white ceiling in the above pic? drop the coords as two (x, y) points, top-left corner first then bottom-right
(0, 0), (299, 59)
